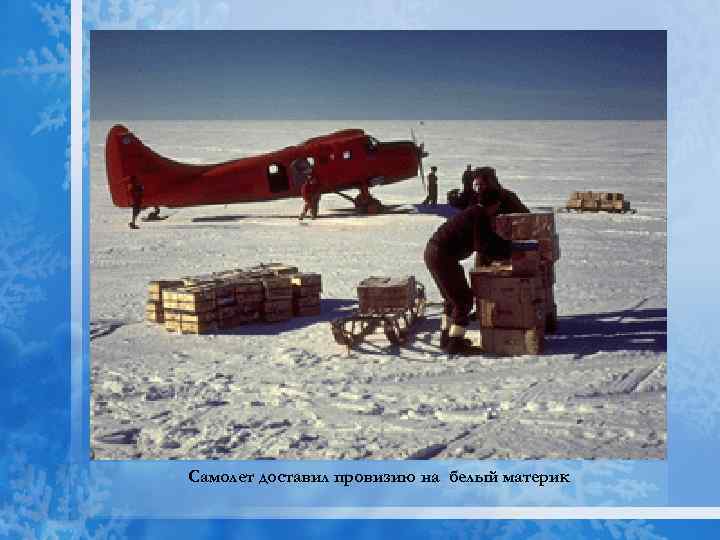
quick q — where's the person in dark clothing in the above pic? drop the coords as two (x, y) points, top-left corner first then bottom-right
(459, 164), (475, 208)
(299, 175), (321, 220)
(127, 176), (143, 229)
(472, 166), (530, 214)
(422, 166), (439, 206)
(424, 188), (516, 354)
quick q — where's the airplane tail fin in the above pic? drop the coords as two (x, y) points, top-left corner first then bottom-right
(104, 124), (205, 208)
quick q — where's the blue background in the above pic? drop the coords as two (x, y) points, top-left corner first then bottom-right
(1, 0), (719, 537)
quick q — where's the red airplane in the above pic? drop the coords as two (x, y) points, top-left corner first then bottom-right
(105, 125), (429, 217)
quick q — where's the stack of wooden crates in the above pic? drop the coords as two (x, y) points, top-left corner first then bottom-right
(566, 191), (631, 212)
(470, 211), (560, 355)
(145, 263), (322, 334)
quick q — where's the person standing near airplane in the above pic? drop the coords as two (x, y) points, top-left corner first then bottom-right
(127, 175), (143, 229)
(422, 166), (439, 206)
(299, 174), (321, 220)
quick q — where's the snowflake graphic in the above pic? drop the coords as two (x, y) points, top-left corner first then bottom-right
(1, 2), (70, 190)
(0, 452), (127, 540)
(671, 315), (720, 436)
(428, 519), (668, 540)
(0, 214), (66, 328)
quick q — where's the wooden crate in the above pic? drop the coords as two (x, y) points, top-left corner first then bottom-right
(291, 273), (322, 288)
(494, 212), (556, 241)
(236, 301), (262, 315)
(262, 276), (293, 300)
(293, 284), (322, 298)
(262, 299), (293, 322)
(145, 300), (164, 323)
(170, 286), (216, 313)
(180, 320), (218, 335)
(538, 234), (561, 262)
(180, 310), (217, 324)
(235, 278), (264, 294)
(293, 294), (320, 316)
(357, 276), (416, 313)
(477, 297), (545, 329)
(566, 198), (583, 210)
(217, 305), (238, 319)
(480, 327), (544, 355)
(147, 280), (185, 302)
(509, 242), (540, 277)
(470, 274), (542, 304)
(249, 263), (299, 276)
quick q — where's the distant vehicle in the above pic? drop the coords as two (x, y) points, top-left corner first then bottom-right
(105, 125), (429, 216)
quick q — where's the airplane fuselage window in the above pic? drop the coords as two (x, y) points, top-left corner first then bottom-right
(342, 150), (352, 160)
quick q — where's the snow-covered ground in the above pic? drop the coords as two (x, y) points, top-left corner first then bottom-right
(90, 120), (666, 460)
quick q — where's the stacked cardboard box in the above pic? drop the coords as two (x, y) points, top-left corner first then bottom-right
(565, 191), (631, 212)
(291, 273), (322, 316)
(357, 276), (416, 313)
(144, 263), (322, 333)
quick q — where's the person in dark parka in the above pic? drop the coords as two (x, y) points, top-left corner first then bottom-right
(472, 166), (529, 214)
(424, 188), (514, 354)
(127, 175), (143, 229)
(422, 165), (439, 206)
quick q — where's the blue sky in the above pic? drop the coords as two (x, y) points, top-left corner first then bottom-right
(91, 31), (666, 120)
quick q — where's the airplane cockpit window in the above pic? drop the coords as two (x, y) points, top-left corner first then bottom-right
(342, 150), (352, 160)
(365, 137), (379, 152)
(267, 162), (290, 193)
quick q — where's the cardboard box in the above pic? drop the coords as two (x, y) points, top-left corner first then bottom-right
(357, 276), (416, 313)
(480, 327), (544, 355)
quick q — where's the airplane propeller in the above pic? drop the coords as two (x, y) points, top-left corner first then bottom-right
(411, 128), (428, 191)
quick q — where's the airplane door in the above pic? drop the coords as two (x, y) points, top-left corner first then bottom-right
(267, 163), (290, 193)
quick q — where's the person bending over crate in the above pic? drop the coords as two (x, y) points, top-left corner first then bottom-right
(472, 166), (529, 214)
(424, 188), (524, 355)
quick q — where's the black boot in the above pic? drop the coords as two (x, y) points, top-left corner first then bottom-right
(440, 329), (449, 349)
(446, 336), (476, 355)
